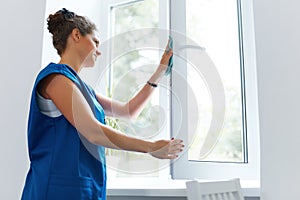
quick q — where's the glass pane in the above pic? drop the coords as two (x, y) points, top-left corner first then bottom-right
(106, 0), (170, 177)
(186, 0), (246, 162)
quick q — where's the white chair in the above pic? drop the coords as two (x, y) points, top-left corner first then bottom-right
(186, 178), (244, 200)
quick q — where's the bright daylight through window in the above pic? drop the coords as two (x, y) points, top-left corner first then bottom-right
(105, 0), (171, 178)
(186, 0), (246, 163)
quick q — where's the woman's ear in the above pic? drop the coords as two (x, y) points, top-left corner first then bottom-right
(71, 28), (81, 42)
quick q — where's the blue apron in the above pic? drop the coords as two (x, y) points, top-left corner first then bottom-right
(21, 63), (107, 200)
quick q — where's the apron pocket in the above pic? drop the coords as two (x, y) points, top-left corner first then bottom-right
(46, 175), (93, 200)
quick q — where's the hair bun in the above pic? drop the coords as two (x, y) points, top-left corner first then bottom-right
(47, 13), (65, 35)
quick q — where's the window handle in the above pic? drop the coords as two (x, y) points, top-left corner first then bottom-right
(177, 44), (206, 52)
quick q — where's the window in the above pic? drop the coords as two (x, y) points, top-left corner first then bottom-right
(44, 0), (260, 181)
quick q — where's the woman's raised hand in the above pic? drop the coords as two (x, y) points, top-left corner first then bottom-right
(157, 40), (173, 74)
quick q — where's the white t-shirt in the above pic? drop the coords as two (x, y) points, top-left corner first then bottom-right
(36, 92), (62, 117)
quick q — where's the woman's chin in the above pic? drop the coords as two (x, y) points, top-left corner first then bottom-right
(83, 61), (96, 68)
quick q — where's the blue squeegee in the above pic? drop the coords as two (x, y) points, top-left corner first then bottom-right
(165, 35), (173, 76)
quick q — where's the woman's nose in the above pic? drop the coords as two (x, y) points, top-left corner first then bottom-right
(96, 50), (101, 56)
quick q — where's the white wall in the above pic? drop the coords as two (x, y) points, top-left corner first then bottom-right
(0, 1), (103, 199)
(253, 0), (300, 199)
(0, 0), (46, 199)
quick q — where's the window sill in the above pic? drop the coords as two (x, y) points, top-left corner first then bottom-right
(107, 178), (260, 198)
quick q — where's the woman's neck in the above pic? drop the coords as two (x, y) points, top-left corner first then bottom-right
(58, 54), (83, 73)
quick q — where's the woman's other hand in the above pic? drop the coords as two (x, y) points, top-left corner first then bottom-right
(149, 138), (184, 159)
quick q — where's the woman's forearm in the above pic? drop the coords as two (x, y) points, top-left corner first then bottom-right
(97, 47), (172, 119)
(125, 64), (166, 119)
(89, 122), (153, 153)
(125, 47), (172, 118)
(87, 121), (184, 159)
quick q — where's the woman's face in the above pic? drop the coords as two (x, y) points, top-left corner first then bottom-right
(80, 30), (101, 68)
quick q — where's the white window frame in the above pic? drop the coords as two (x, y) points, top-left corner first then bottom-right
(99, 0), (260, 181)
(171, 0), (260, 181)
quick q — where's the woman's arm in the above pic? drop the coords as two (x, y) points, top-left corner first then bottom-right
(40, 73), (183, 159)
(97, 47), (173, 119)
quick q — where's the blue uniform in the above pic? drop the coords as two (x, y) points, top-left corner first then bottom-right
(21, 63), (107, 200)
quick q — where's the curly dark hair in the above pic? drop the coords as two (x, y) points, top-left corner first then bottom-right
(47, 8), (97, 56)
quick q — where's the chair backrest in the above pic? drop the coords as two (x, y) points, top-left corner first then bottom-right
(186, 178), (244, 200)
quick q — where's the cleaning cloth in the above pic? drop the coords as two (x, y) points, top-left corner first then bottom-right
(165, 35), (173, 76)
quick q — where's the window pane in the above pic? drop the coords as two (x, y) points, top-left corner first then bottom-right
(107, 0), (169, 177)
(186, 0), (246, 162)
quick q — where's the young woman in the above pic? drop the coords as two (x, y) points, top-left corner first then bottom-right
(21, 8), (184, 200)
